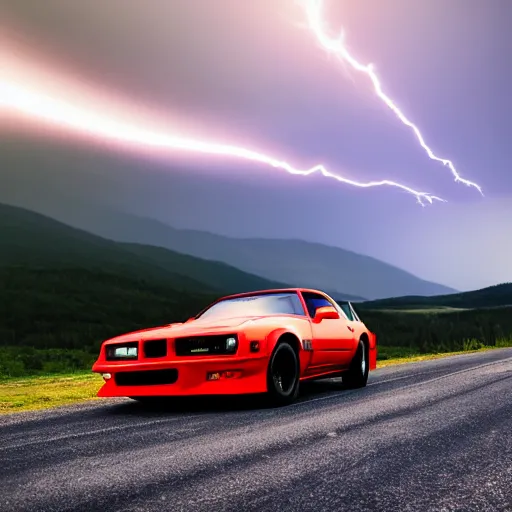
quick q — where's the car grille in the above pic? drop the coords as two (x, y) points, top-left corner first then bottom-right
(114, 369), (178, 386)
(174, 335), (237, 356)
(144, 339), (167, 358)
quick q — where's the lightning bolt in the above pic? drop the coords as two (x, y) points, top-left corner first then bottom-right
(302, 0), (483, 196)
(0, 78), (445, 205)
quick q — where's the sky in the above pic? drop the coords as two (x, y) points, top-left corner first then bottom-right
(1, 0), (511, 291)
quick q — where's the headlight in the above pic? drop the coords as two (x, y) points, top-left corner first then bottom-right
(106, 342), (138, 360)
(116, 347), (137, 357)
(226, 337), (237, 351)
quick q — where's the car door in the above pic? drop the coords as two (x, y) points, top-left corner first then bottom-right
(301, 291), (355, 371)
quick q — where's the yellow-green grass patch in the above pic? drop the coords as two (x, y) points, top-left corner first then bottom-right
(376, 345), (506, 368)
(0, 372), (103, 414)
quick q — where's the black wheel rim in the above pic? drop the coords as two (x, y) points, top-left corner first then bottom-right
(271, 348), (296, 395)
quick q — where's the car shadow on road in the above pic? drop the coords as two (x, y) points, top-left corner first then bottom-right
(102, 378), (350, 417)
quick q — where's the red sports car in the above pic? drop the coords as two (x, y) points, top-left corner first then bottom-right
(92, 288), (377, 405)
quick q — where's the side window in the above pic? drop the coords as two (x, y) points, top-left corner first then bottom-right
(338, 302), (355, 321)
(301, 292), (335, 318)
(350, 303), (361, 322)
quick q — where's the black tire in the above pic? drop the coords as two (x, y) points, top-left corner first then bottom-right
(266, 342), (300, 406)
(343, 338), (369, 389)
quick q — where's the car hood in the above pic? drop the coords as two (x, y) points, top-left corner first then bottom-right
(105, 316), (264, 343)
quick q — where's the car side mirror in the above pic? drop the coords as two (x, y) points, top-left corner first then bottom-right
(313, 306), (340, 322)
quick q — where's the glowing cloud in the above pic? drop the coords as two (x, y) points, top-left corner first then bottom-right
(301, 0), (483, 195)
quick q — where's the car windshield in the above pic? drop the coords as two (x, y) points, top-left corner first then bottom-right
(196, 292), (306, 320)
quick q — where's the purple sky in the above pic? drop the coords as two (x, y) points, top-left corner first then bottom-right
(1, 0), (511, 291)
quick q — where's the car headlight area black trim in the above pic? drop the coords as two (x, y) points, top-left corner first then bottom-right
(174, 334), (239, 356)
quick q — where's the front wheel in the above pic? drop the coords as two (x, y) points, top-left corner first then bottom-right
(266, 342), (300, 406)
(343, 338), (369, 389)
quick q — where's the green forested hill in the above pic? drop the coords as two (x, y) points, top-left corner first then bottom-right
(0, 203), (290, 294)
(358, 283), (512, 310)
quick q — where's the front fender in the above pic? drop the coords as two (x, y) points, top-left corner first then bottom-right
(265, 327), (313, 375)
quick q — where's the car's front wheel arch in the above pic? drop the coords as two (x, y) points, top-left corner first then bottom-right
(276, 332), (301, 358)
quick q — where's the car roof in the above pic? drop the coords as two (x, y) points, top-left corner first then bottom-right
(219, 288), (329, 300)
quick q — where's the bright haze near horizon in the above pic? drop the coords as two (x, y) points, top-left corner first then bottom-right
(1, 0), (511, 292)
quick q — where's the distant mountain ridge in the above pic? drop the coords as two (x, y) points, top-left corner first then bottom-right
(32, 204), (456, 300)
(0, 202), (364, 301)
(0, 200), (457, 299)
(0, 203), (286, 296)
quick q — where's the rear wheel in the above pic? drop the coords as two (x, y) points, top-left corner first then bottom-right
(266, 342), (300, 406)
(343, 338), (369, 389)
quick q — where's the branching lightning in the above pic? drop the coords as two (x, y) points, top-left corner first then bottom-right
(0, 79), (445, 205)
(302, 0), (483, 196)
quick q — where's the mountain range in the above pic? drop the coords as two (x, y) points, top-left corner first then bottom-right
(0, 203), (289, 297)
(1, 200), (457, 300)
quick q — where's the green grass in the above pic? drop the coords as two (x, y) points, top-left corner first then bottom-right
(377, 339), (512, 365)
(2, 342), (511, 414)
(377, 347), (497, 368)
(377, 339), (512, 368)
(0, 372), (103, 414)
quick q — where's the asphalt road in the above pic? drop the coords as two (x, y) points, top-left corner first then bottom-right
(1, 349), (511, 512)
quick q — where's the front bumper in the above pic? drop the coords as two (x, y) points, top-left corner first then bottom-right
(92, 355), (269, 397)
